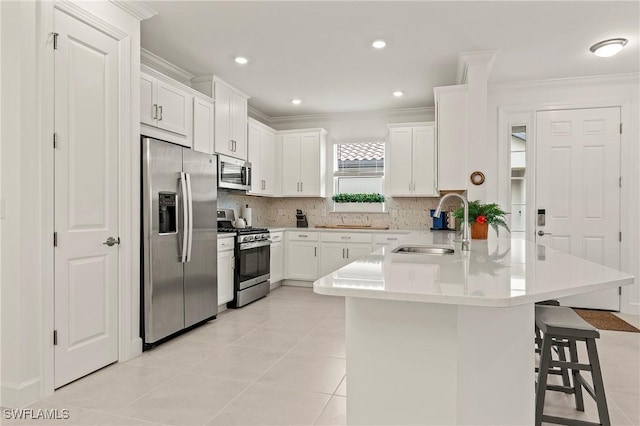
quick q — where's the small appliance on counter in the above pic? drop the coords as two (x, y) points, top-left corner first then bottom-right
(296, 209), (308, 228)
(430, 209), (451, 231)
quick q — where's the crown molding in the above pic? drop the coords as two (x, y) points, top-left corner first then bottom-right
(268, 106), (435, 125)
(109, 1), (158, 21)
(489, 72), (640, 92)
(248, 106), (272, 124)
(192, 75), (251, 99)
(140, 48), (194, 85)
(457, 50), (498, 84)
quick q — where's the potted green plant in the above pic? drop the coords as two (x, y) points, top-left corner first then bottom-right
(452, 200), (510, 239)
(332, 193), (385, 212)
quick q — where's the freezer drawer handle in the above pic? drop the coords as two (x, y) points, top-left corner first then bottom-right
(103, 237), (120, 246)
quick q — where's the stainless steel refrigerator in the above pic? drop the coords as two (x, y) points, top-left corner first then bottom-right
(141, 137), (218, 347)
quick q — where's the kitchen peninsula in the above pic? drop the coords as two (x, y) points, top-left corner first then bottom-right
(313, 233), (634, 425)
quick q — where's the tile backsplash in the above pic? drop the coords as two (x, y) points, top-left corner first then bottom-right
(218, 190), (460, 230)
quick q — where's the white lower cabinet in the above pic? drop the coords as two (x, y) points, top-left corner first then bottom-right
(217, 238), (235, 306)
(285, 231), (318, 280)
(319, 232), (373, 277)
(270, 231), (284, 283)
(373, 233), (409, 250)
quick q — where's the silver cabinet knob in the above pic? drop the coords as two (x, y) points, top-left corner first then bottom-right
(103, 237), (120, 246)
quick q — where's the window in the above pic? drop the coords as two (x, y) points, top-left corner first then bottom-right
(333, 141), (385, 195)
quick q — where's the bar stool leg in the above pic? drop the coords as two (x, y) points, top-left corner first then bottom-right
(586, 338), (611, 426)
(536, 335), (553, 426)
(568, 339), (585, 412)
(555, 338), (571, 388)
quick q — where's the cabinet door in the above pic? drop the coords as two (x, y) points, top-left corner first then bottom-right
(217, 249), (234, 305)
(412, 126), (437, 196)
(299, 132), (321, 196)
(270, 241), (284, 283)
(286, 241), (317, 280)
(344, 243), (373, 263)
(140, 74), (156, 126)
(281, 134), (301, 196)
(193, 96), (214, 154)
(261, 131), (276, 196)
(214, 83), (232, 156)
(247, 122), (262, 194)
(230, 93), (247, 160)
(388, 128), (413, 196)
(156, 80), (192, 138)
(319, 242), (347, 277)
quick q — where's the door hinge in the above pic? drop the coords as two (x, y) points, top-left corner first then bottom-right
(52, 32), (59, 50)
(619, 176), (622, 188)
(53, 330), (58, 345)
(53, 133), (58, 149)
(53, 232), (58, 247)
(619, 123), (622, 134)
(619, 231), (622, 242)
(619, 287), (622, 295)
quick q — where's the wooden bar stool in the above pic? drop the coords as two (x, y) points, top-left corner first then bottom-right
(535, 305), (610, 426)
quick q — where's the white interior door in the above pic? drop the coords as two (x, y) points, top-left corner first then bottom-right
(54, 10), (119, 388)
(536, 107), (621, 310)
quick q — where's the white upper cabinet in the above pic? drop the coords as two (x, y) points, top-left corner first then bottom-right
(247, 118), (276, 196)
(279, 129), (327, 197)
(434, 85), (468, 191)
(387, 123), (437, 197)
(192, 95), (214, 154)
(192, 75), (249, 160)
(140, 67), (193, 147)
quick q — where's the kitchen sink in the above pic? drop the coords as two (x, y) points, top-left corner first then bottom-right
(392, 245), (455, 255)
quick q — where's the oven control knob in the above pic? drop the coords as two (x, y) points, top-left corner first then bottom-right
(245, 235), (254, 242)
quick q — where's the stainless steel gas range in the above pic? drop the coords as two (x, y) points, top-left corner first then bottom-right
(217, 209), (271, 307)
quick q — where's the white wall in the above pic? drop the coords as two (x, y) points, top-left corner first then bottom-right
(487, 74), (640, 314)
(0, 0), (143, 408)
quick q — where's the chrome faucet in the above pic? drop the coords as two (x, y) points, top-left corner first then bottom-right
(435, 193), (470, 251)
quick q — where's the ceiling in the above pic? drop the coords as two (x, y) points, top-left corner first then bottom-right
(141, 1), (639, 117)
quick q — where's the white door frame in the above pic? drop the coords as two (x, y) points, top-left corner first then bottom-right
(498, 97), (636, 314)
(39, 0), (138, 397)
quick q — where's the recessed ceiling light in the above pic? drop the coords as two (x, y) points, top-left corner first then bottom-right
(291, 99), (301, 105)
(589, 38), (628, 57)
(234, 56), (248, 65)
(372, 40), (387, 49)
(393, 91), (404, 97)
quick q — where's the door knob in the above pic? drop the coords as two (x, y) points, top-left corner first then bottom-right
(537, 230), (551, 237)
(103, 237), (120, 246)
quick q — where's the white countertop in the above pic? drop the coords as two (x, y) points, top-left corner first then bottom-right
(268, 227), (414, 234)
(313, 232), (634, 307)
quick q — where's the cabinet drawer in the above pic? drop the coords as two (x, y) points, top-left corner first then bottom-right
(217, 238), (235, 251)
(373, 233), (409, 244)
(287, 231), (318, 241)
(270, 231), (284, 243)
(321, 232), (372, 244)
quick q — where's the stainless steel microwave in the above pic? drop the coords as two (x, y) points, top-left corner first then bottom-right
(218, 154), (251, 191)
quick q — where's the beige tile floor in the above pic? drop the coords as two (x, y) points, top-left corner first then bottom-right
(4, 286), (639, 425)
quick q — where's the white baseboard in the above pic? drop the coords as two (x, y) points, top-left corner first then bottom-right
(282, 280), (313, 288)
(126, 337), (143, 361)
(0, 377), (41, 408)
(622, 302), (640, 315)
(270, 280), (282, 290)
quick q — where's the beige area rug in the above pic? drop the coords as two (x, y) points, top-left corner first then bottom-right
(573, 309), (640, 333)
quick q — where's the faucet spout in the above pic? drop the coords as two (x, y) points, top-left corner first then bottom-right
(435, 193), (470, 251)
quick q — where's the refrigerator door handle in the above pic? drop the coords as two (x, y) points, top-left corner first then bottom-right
(185, 172), (194, 262)
(179, 172), (188, 263)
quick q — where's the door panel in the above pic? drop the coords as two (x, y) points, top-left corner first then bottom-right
(248, 123), (262, 193)
(412, 126), (436, 196)
(143, 139), (185, 344)
(300, 133), (320, 195)
(54, 10), (119, 388)
(320, 243), (346, 277)
(262, 131), (276, 194)
(214, 84), (232, 156)
(182, 149), (218, 327)
(281, 134), (301, 195)
(156, 81), (191, 138)
(536, 107), (621, 310)
(193, 97), (214, 154)
(388, 129), (413, 196)
(230, 93), (247, 159)
(140, 74), (155, 126)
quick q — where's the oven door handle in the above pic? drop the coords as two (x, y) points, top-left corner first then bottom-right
(239, 240), (272, 250)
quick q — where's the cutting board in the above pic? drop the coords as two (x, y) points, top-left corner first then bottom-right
(315, 225), (390, 230)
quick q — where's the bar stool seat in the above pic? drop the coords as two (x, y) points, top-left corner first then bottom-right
(535, 305), (610, 426)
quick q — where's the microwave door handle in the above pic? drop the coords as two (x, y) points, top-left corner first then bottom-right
(179, 172), (188, 263)
(185, 173), (194, 262)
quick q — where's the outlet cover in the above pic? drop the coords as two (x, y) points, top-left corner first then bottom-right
(278, 208), (284, 216)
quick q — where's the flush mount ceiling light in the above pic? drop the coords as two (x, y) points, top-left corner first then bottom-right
(589, 38), (628, 57)
(393, 91), (404, 97)
(372, 40), (386, 49)
(291, 99), (301, 105)
(234, 56), (249, 65)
